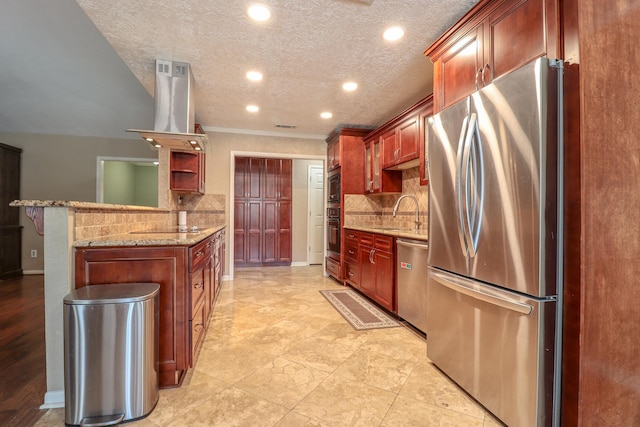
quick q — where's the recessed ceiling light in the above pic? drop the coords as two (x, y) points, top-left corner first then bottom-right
(246, 105), (259, 113)
(248, 4), (271, 22)
(342, 81), (358, 91)
(145, 137), (154, 142)
(383, 26), (405, 41)
(246, 70), (263, 81)
(320, 112), (333, 119)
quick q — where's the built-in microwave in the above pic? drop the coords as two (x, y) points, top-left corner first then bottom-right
(328, 172), (340, 203)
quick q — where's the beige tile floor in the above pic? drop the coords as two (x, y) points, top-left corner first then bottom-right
(36, 265), (503, 426)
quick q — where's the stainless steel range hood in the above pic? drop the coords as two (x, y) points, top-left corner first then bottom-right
(127, 60), (207, 152)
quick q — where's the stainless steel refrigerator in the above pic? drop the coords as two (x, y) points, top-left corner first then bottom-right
(426, 57), (563, 427)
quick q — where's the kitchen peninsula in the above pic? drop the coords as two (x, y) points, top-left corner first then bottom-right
(9, 200), (225, 408)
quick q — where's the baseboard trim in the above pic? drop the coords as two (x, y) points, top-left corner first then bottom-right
(23, 270), (45, 275)
(40, 390), (64, 409)
(291, 261), (310, 267)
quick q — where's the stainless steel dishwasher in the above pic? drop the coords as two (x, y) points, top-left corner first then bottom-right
(396, 238), (429, 333)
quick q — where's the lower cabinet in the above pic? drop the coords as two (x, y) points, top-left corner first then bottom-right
(346, 229), (396, 312)
(74, 228), (225, 389)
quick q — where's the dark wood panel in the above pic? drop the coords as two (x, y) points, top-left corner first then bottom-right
(0, 144), (22, 225)
(0, 226), (23, 279)
(559, 0), (580, 423)
(278, 200), (292, 263)
(488, 0), (547, 79)
(575, 0), (640, 425)
(279, 159), (292, 201)
(75, 247), (188, 388)
(263, 158), (279, 200)
(247, 201), (262, 263)
(373, 250), (394, 311)
(262, 200), (277, 263)
(440, 24), (483, 109)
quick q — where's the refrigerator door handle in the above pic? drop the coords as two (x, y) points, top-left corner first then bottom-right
(455, 116), (470, 255)
(430, 270), (533, 315)
(465, 113), (484, 257)
(460, 113), (476, 256)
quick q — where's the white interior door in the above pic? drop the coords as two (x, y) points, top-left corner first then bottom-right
(307, 165), (324, 264)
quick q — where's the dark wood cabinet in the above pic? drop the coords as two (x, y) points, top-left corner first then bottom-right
(75, 246), (189, 388)
(382, 116), (420, 168)
(170, 151), (205, 194)
(346, 229), (396, 312)
(234, 157), (292, 266)
(364, 137), (402, 194)
(327, 138), (341, 171)
(324, 127), (371, 281)
(426, 0), (559, 112)
(0, 143), (22, 279)
(74, 229), (225, 388)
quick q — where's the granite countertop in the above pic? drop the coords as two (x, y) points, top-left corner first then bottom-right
(10, 200), (167, 211)
(344, 225), (428, 242)
(74, 225), (226, 247)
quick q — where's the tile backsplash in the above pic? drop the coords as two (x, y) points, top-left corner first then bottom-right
(343, 167), (428, 231)
(74, 194), (226, 240)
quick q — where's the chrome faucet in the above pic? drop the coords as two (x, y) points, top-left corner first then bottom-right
(392, 194), (421, 231)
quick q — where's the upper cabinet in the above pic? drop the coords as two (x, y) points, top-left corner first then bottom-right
(170, 151), (205, 194)
(325, 127), (371, 195)
(363, 95), (433, 192)
(425, 0), (560, 112)
(327, 137), (341, 171)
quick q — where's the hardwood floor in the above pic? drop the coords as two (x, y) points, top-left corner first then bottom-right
(0, 274), (46, 425)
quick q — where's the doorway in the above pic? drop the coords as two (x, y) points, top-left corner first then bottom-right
(228, 151), (325, 278)
(97, 156), (158, 207)
(307, 165), (324, 264)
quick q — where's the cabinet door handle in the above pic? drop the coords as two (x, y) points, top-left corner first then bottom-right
(369, 248), (375, 264)
(475, 68), (482, 90)
(481, 64), (490, 86)
(348, 271), (354, 276)
(194, 281), (204, 289)
(194, 323), (204, 332)
(348, 250), (355, 255)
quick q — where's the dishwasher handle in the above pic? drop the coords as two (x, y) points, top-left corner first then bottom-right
(396, 239), (429, 250)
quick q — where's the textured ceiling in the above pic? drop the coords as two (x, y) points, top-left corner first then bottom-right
(0, 0), (477, 140)
(76, 0), (477, 138)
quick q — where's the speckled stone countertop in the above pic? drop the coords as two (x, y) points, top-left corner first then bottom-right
(74, 225), (226, 247)
(10, 200), (167, 211)
(344, 225), (428, 242)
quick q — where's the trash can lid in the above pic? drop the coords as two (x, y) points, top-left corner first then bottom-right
(64, 283), (160, 305)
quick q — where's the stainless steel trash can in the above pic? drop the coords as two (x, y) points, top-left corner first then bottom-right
(64, 283), (160, 426)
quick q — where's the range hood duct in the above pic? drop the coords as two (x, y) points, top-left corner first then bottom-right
(127, 60), (207, 152)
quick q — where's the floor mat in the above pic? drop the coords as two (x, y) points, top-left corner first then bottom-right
(320, 289), (400, 330)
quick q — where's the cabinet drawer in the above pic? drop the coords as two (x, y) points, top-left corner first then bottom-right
(344, 229), (359, 241)
(190, 297), (207, 365)
(344, 260), (359, 287)
(189, 237), (212, 271)
(374, 234), (394, 252)
(359, 232), (374, 247)
(326, 256), (341, 279)
(190, 268), (205, 314)
(344, 241), (358, 262)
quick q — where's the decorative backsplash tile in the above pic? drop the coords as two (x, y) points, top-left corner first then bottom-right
(344, 166), (428, 231)
(74, 194), (226, 240)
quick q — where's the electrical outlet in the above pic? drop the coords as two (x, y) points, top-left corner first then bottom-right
(30, 249), (37, 258)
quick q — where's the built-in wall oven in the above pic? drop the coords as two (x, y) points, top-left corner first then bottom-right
(327, 206), (340, 258)
(327, 172), (340, 203)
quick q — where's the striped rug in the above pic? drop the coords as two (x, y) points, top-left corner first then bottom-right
(320, 289), (400, 330)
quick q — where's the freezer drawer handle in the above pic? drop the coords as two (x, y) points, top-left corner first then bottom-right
(431, 271), (532, 315)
